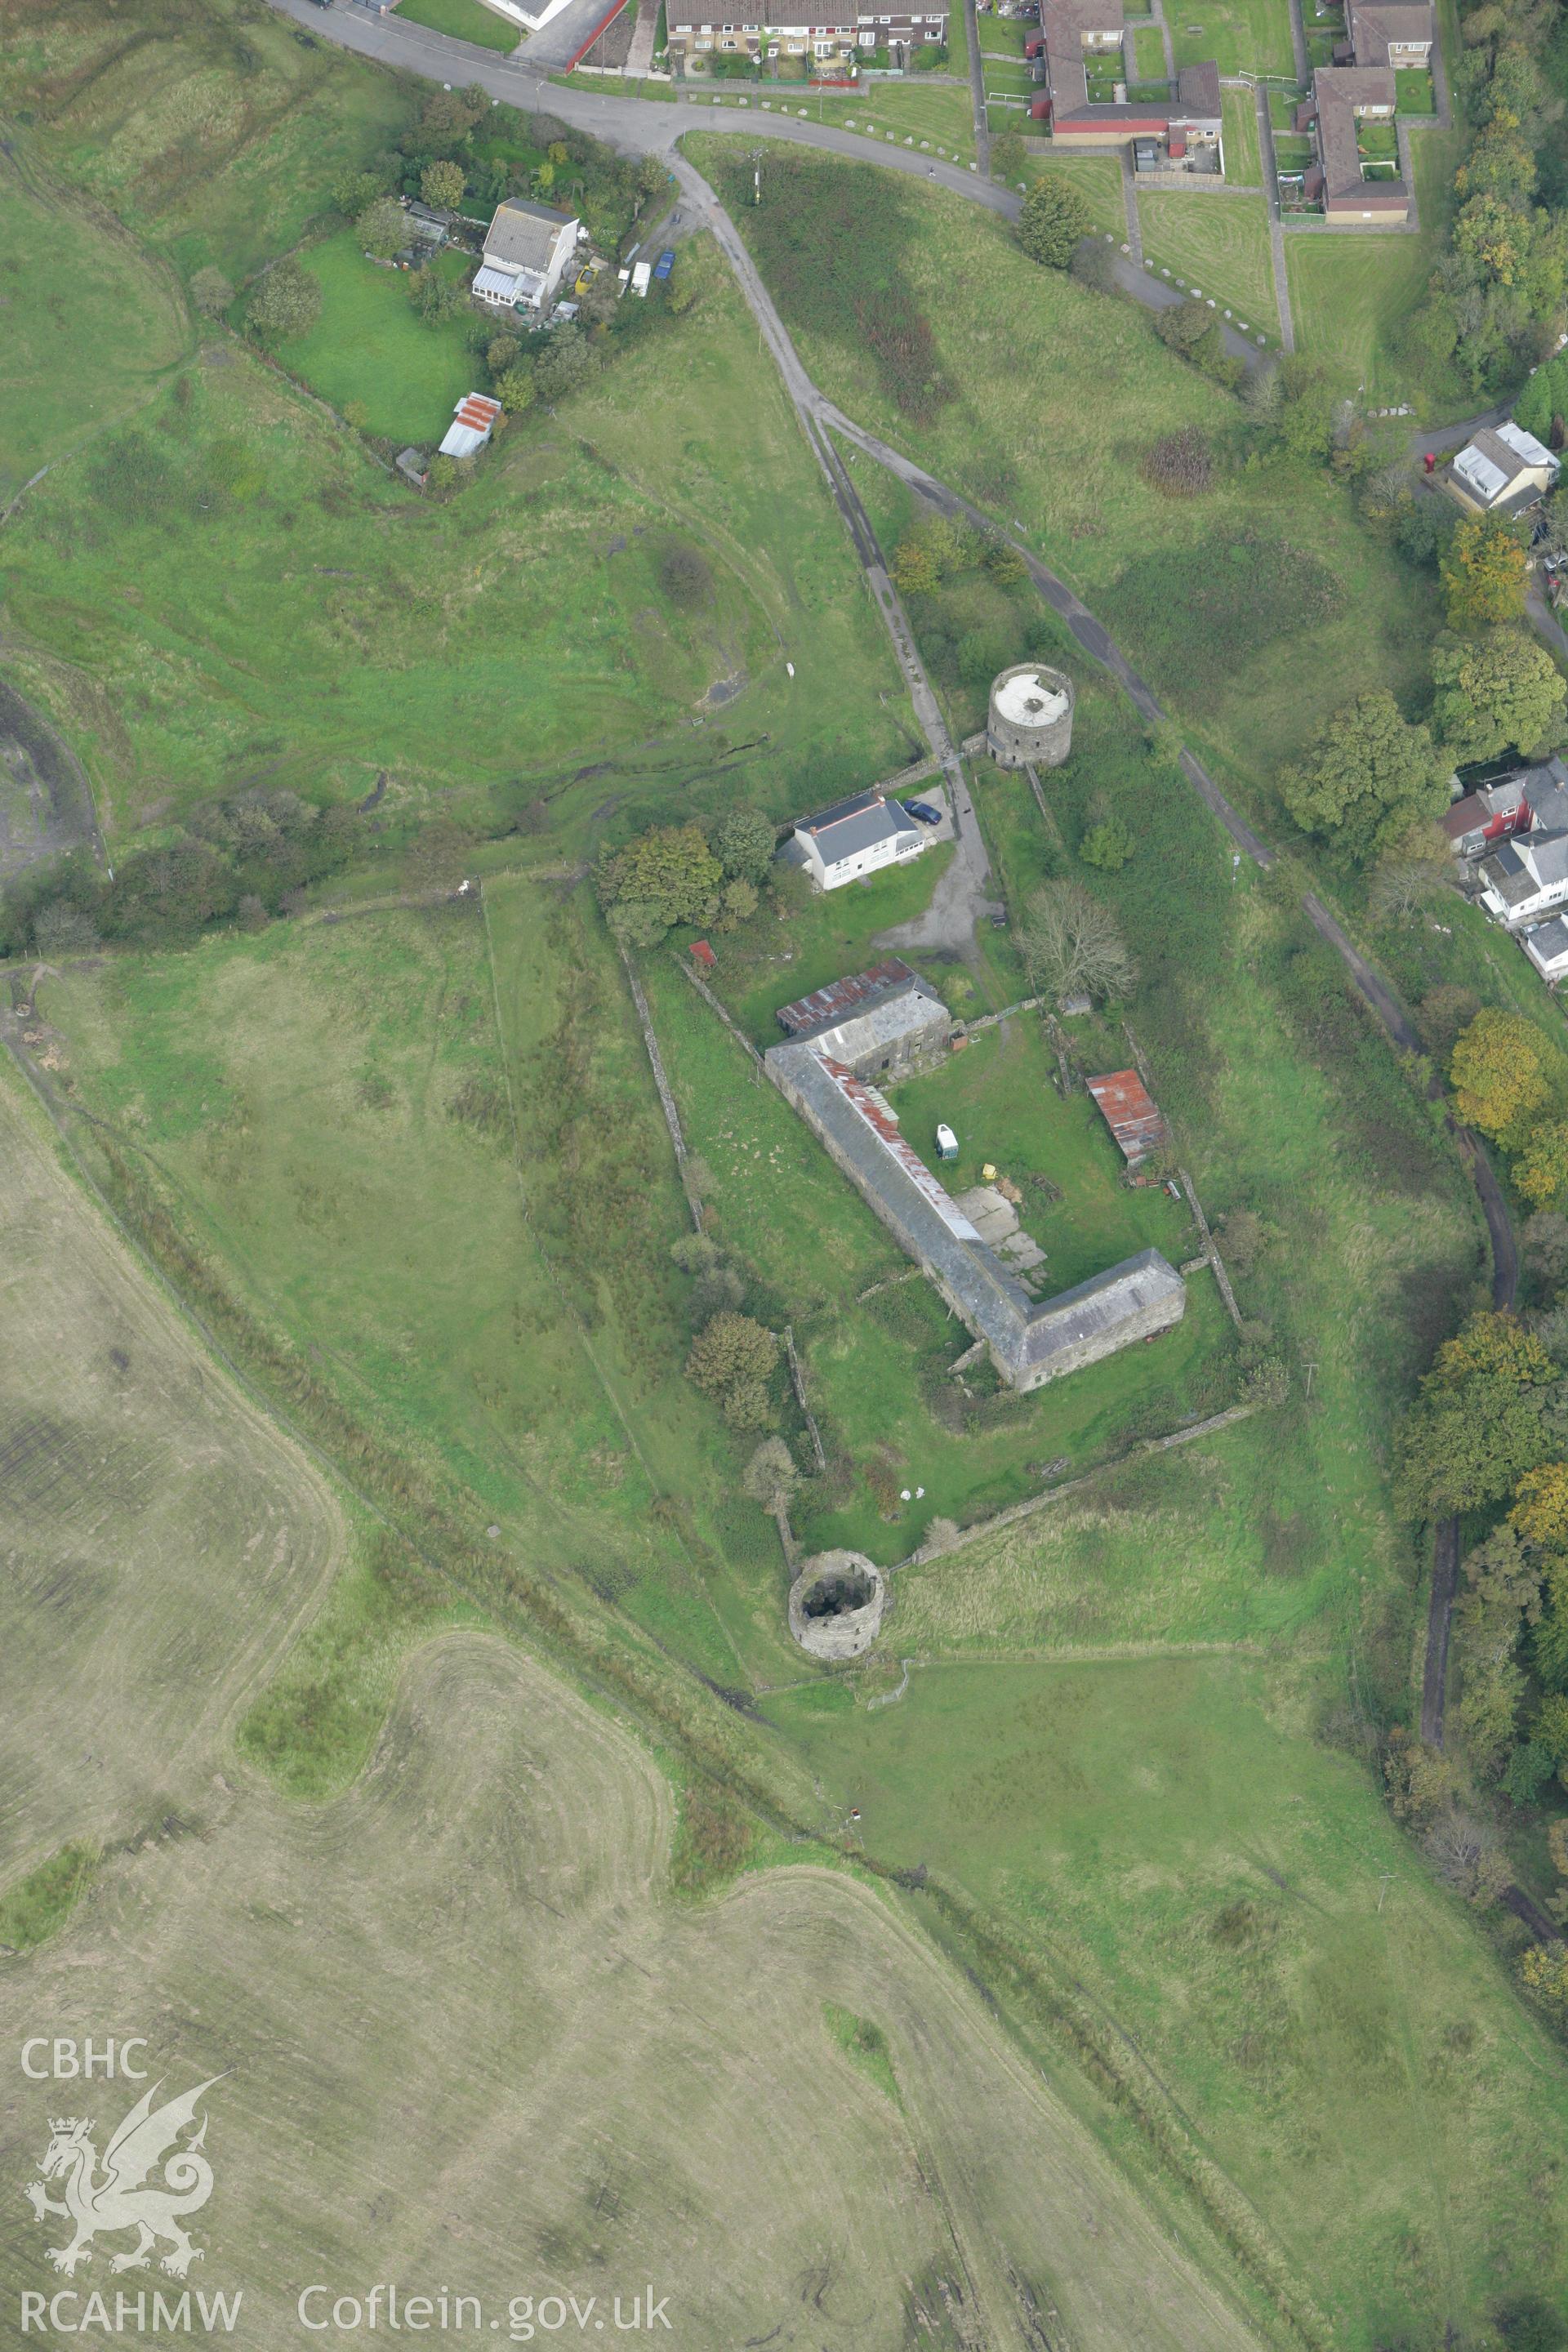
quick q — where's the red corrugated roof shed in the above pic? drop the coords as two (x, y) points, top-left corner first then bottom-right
(776, 958), (917, 1036)
(690, 939), (717, 969)
(1087, 1069), (1169, 1166)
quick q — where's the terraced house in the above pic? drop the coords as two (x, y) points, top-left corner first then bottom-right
(1031, 0), (1223, 167)
(663, 0), (949, 65)
(1300, 65), (1406, 222)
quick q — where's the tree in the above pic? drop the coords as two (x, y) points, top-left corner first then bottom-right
(1431, 628), (1566, 764)
(659, 541), (712, 610)
(990, 128), (1026, 183)
(742, 1436), (799, 1515)
(670, 1232), (744, 1318)
(1068, 235), (1119, 295)
(1017, 880), (1136, 1004)
(890, 533), (942, 596)
(1395, 1309), (1558, 1517)
(1276, 690), (1448, 858)
(1272, 354), (1338, 465)
(189, 265), (234, 318)
(410, 267), (465, 326)
(486, 333), (521, 377)
(597, 822), (723, 931)
(495, 366), (536, 416)
(710, 808), (777, 886)
(247, 256), (321, 345)
(1080, 815), (1134, 871)
(978, 529), (1027, 586)
(1518, 1120), (1568, 1209)
(1368, 839), (1453, 928)
(684, 1312), (780, 1429)
(1441, 511), (1529, 630)
(1521, 1944), (1568, 2009)
(1139, 425), (1212, 497)
(356, 197), (407, 261)
(533, 322), (597, 403)
(1512, 1461), (1568, 1550)
(1449, 1006), (1551, 1143)
(890, 514), (972, 597)
(1018, 173), (1093, 268)
(331, 167), (387, 216)
(421, 158), (466, 211)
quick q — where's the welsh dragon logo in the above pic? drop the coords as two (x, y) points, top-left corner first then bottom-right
(24, 2075), (223, 2279)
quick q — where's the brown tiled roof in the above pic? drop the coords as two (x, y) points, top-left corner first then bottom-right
(1312, 64), (1396, 199)
(1174, 59), (1220, 116)
(1346, 0), (1432, 63)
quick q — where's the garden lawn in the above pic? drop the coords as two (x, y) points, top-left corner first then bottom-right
(280, 234), (477, 442)
(1168, 0), (1294, 78)
(1222, 85), (1262, 182)
(1395, 65), (1435, 110)
(982, 57), (1037, 94)
(1284, 126), (1463, 405)
(394, 0), (524, 47)
(1019, 149), (1126, 237)
(1135, 189), (1276, 328)
(977, 10), (1028, 52)
(1133, 23), (1169, 78)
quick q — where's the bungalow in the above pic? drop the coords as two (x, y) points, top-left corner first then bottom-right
(1477, 828), (1568, 929)
(1445, 420), (1561, 517)
(472, 198), (581, 314)
(1304, 65), (1408, 223)
(788, 790), (927, 892)
(662, 0), (949, 66)
(1522, 915), (1568, 986)
(1345, 0), (1433, 66)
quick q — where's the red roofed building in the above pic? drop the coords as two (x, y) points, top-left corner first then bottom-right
(1087, 1069), (1169, 1178)
(438, 393), (503, 460)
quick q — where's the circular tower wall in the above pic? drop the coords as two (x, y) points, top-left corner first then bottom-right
(986, 662), (1075, 770)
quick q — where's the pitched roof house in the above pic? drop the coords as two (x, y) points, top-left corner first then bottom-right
(1308, 65), (1408, 220)
(1345, 0), (1433, 65)
(1446, 420), (1561, 515)
(1522, 914), (1568, 985)
(1441, 774), (1531, 858)
(789, 791), (928, 892)
(1478, 829), (1568, 929)
(474, 198), (581, 313)
(1037, 0), (1223, 155)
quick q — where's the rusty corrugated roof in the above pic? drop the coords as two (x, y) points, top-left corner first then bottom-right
(776, 959), (917, 1036)
(1087, 1069), (1169, 1165)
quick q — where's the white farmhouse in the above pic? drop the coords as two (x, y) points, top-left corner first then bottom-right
(790, 790), (927, 892)
(1478, 829), (1568, 928)
(1523, 915), (1568, 986)
(473, 198), (582, 314)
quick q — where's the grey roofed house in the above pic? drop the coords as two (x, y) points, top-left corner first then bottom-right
(1448, 421), (1560, 514)
(1174, 59), (1221, 119)
(1524, 914), (1568, 982)
(1523, 755), (1568, 833)
(1310, 65), (1400, 200)
(802, 799), (908, 864)
(1480, 830), (1568, 916)
(765, 1030), (1184, 1389)
(483, 197), (578, 273)
(1345, 0), (1433, 61)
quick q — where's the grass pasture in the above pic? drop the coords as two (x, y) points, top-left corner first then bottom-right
(1284, 127), (1462, 400)
(1135, 189), (1276, 328)
(0, 235), (910, 847)
(0, 138), (189, 501)
(280, 234), (478, 441)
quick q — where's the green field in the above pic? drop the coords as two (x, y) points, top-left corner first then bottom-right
(1284, 126), (1463, 399)
(281, 233), (479, 440)
(1169, 0), (1294, 78)
(0, 231), (910, 847)
(1136, 189), (1276, 327)
(0, 140), (189, 501)
(1133, 22), (1169, 78)
(1021, 148), (1127, 236)
(1223, 85), (1263, 182)
(689, 140), (1444, 815)
(796, 82), (979, 157)
(394, 0), (525, 47)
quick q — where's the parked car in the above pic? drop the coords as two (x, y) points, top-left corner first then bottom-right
(653, 249), (676, 280)
(902, 799), (942, 826)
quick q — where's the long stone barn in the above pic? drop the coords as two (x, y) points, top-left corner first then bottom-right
(766, 966), (1185, 1391)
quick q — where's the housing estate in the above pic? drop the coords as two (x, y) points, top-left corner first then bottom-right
(473, 198), (582, 314)
(764, 962), (1186, 1390)
(786, 790), (928, 892)
(1028, 0), (1223, 164)
(1444, 420), (1561, 516)
(1343, 0), (1433, 65)
(662, 0), (949, 67)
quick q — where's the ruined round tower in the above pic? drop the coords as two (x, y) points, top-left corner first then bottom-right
(986, 662), (1075, 770)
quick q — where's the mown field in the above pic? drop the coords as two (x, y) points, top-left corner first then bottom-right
(1223, 85), (1263, 182)
(1136, 189), (1276, 331)
(1283, 127), (1463, 403)
(280, 232), (479, 440)
(1169, 0), (1294, 78)
(396, 0), (525, 48)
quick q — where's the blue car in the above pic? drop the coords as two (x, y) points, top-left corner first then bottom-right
(902, 799), (943, 827)
(653, 249), (676, 280)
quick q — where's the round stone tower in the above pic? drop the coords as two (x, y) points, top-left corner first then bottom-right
(987, 662), (1075, 770)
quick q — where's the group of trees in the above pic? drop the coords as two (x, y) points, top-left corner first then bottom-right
(595, 808), (778, 948)
(1277, 689), (1449, 859)
(0, 791), (364, 959)
(889, 512), (1025, 599)
(1400, 0), (1568, 399)
(1446, 1004), (1568, 1209)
